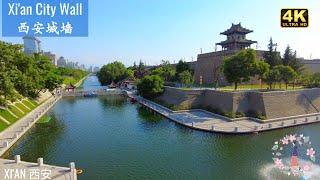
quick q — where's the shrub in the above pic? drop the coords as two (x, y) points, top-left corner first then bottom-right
(137, 75), (164, 99)
(235, 112), (245, 118)
(246, 110), (266, 120)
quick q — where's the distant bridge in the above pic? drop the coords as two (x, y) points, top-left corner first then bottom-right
(62, 89), (126, 97)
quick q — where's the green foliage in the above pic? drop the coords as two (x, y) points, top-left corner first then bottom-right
(263, 68), (281, 89)
(282, 45), (304, 74)
(132, 60), (148, 79)
(246, 110), (266, 120)
(97, 61), (128, 85)
(176, 60), (191, 75)
(277, 65), (297, 89)
(8, 105), (24, 118)
(0, 72), (15, 106)
(15, 103), (30, 113)
(222, 49), (257, 90)
(126, 69), (135, 79)
(0, 109), (18, 123)
(151, 60), (176, 82)
(137, 75), (164, 98)
(57, 67), (87, 86)
(0, 41), (69, 102)
(254, 61), (270, 81)
(178, 70), (194, 86)
(263, 38), (281, 67)
(22, 100), (35, 109)
(306, 72), (320, 88)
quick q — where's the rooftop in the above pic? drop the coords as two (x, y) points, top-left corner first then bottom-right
(220, 23), (253, 35)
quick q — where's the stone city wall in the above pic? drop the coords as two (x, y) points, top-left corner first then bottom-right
(157, 87), (320, 119)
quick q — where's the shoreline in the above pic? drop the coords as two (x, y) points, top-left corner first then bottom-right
(130, 93), (320, 134)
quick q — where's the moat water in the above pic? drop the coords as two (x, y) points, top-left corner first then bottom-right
(3, 76), (320, 179)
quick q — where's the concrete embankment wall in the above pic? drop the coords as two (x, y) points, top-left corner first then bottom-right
(157, 87), (320, 119)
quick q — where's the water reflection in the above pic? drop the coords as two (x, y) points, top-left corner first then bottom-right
(2, 113), (65, 162)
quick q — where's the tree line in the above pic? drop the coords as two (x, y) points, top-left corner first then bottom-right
(0, 41), (87, 106)
(222, 38), (319, 90)
(97, 59), (194, 98)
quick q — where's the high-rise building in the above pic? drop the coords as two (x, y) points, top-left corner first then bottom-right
(57, 56), (67, 67)
(44, 51), (58, 66)
(23, 36), (42, 55)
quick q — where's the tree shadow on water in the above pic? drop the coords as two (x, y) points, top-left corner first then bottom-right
(2, 113), (65, 162)
(137, 106), (163, 124)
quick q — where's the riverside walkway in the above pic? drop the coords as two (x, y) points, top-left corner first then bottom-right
(0, 95), (77, 180)
(133, 95), (320, 134)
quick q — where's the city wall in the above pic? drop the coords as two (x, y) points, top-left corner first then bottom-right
(157, 87), (320, 119)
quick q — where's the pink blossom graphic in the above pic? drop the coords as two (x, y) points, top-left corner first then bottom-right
(281, 137), (289, 145)
(288, 134), (296, 143)
(274, 158), (284, 169)
(307, 148), (316, 157)
(303, 164), (311, 171)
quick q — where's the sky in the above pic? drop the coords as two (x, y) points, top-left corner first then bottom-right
(1, 0), (320, 67)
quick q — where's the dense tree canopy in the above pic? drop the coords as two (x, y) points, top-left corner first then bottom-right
(137, 75), (164, 98)
(97, 61), (128, 85)
(151, 60), (176, 82)
(0, 41), (79, 106)
(222, 49), (257, 90)
(176, 60), (191, 75)
(178, 70), (193, 86)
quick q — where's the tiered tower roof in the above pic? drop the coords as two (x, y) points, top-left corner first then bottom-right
(216, 23), (257, 51)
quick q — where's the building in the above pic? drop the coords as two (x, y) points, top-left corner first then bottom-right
(23, 36), (42, 55)
(57, 56), (67, 67)
(44, 51), (57, 66)
(194, 23), (267, 86)
(93, 67), (100, 73)
(300, 59), (320, 74)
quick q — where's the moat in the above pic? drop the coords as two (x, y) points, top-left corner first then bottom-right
(3, 76), (320, 179)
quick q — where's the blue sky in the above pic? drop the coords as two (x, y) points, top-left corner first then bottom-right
(1, 0), (320, 67)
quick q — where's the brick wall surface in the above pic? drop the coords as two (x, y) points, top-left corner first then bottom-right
(158, 87), (320, 119)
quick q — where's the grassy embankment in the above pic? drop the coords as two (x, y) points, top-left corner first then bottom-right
(0, 70), (88, 131)
(0, 98), (39, 131)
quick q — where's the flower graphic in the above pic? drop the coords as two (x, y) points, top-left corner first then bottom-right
(307, 148), (316, 157)
(281, 137), (289, 145)
(288, 134), (296, 143)
(303, 164), (311, 171)
(272, 134), (316, 178)
(274, 158), (284, 169)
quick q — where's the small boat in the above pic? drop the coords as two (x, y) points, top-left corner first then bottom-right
(130, 97), (137, 103)
(84, 92), (97, 97)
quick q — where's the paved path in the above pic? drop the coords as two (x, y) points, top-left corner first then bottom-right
(135, 95), (320, 134)
(0, 95), (77, 180)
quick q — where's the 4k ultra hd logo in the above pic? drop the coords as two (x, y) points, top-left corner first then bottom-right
(281, 9), (308, 28)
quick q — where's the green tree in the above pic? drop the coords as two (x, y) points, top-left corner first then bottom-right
(134, 60), (148, 79)
(97, 61), (128, 85)
(0, 73), (15, 106)
(126, 69), (135, 79)
(282, 45), (304, 74)
(263, 68), (281, 90)
(254, 61), (270, 88)
(277, 65), (297, 89)
(178, 70), (193, 86)
(137, 75), (164, 98)
(222, 49), (257, 90)
(151, 60), (176, 82)
(263, 38), (281, 67)
(176, 60), (191, 75)
(307, 72), (320, 88)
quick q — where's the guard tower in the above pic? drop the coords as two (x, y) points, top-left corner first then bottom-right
(216, 23), (257, 51)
